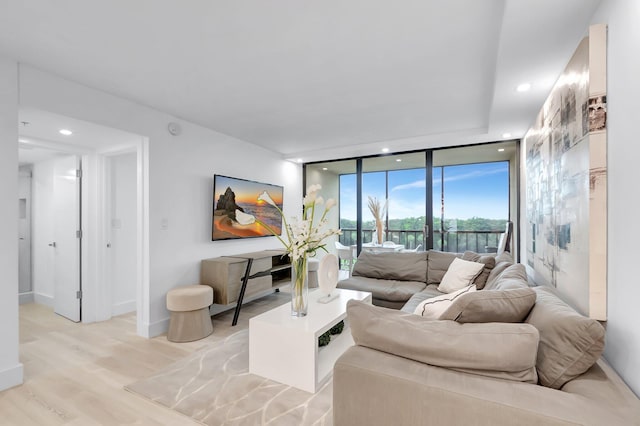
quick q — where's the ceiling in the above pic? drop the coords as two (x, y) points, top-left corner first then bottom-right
(18, 107), (142, 165)
(0, 0), (602, 162)
(306, 140), (518, 174)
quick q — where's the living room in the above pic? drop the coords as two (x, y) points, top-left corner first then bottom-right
(0, 0), (639, 424)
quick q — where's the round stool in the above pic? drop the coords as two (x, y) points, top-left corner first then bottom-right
(308, 258), (320, 288)
(166, 285), (213, 342)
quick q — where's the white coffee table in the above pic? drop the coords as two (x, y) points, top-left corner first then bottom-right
(249, 288), (372, 393)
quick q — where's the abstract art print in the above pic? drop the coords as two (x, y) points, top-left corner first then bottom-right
(524, 24), (607, 320)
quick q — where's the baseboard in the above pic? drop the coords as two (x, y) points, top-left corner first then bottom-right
(143, 317), (170, 339)
(112, 300), (136, 317)
(33, 292), (54, 307)
(0, 363), (23, 392)
(18, 292), (34, 305)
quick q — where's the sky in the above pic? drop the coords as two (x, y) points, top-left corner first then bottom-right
(214, 175), (283, 206)
(339, 162), (509, 222)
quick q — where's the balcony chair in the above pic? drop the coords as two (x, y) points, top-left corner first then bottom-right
(402, 244), (423, 253)
(335, 241), (356, 278)
(485, 221), (513, 254)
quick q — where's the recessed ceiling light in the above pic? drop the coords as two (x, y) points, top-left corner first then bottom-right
(516, 83), (531, 92)
(59, 129), (73, 136)
(381, 148), (390, 153)
(322, 167), (328, 171)
(396, 159), (402, 162)
(498, 148), (505, 152)
(502, 133), (512, 138)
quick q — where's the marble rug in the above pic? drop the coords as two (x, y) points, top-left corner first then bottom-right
(125, 330), (333, 425)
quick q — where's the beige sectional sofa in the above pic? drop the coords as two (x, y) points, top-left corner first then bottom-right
(333, 249), (640, 425)
(337, 249), (505, 309)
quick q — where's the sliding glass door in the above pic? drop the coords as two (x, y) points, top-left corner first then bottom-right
(304, 140), (518, 257)
(432, 142), (516, 253)
(360, 153), (427, 250)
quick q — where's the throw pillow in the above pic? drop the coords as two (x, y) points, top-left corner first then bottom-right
(461, 251), (496, 290)
(439, 288), (537, 323)
(484, 261), (512, 289)
(348, 300), (540, 383)
(414, 285), (476, 319)
(437, 258), (485, 293)
(526, 286), (605, 389)
(484, 263), (529, 290)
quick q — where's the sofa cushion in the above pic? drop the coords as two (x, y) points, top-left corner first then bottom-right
(401, 284), (445, 313)
(439, 288), (536, 323)
(485, 261), (512, 289)
(337, 276), (426, 303)
(462, 251), (496, 290)
(485, 263), (529, 290)
(438, 258), (485, 293)
(414, 285), (476, 319)
(427, 250), (461, 284)
(495, 251), (514, 264)
(348, 300), (539, 383)
(352, 250), (428, 282)
(525, 286), (606, 389)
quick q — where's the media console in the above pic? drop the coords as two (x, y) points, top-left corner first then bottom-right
(201, 249), (291, 325)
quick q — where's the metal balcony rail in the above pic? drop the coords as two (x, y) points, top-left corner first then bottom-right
(339, 229), (504, 254)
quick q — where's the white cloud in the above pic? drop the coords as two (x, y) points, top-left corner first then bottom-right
(441, 166), (507, 183)
(391, 179), (426, 192)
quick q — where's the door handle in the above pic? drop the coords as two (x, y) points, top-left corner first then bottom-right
(48, 242), (56, 247)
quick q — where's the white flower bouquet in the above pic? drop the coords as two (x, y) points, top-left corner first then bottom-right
(235, 184), (341, 315)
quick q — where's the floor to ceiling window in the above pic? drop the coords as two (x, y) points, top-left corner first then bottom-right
(361, 153), (426, 250)
(304, 140), (518, 258)
(432, 142), (516, 254)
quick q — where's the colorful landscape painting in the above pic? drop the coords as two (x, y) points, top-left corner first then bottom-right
(212, 175), (283, 241)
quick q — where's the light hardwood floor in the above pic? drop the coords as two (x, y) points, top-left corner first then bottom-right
(0, 291), (291, 425)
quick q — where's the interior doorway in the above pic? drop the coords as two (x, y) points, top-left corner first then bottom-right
(18, 108), (146, 327)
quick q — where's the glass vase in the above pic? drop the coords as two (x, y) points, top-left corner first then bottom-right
(291, 255), (309, 317)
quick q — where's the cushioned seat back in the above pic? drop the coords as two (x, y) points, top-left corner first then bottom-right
(484, 263), (529, 290)
(426, 250), (461, 284)
(353, 250), (428, 282)
(525, 286), (606, 389)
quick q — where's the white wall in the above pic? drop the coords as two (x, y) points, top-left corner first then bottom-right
(31, 158), (57, 306)
(110, 152), (137, 315)
(18, 65), (303, 337)
(305, 166), (341, 259)
(590, 0), (640, 396)
(0, 57), (23, 391)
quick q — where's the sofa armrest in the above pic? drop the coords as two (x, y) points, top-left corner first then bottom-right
(334, 346), (636, 426)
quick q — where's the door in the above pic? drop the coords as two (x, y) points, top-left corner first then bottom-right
(108, 152), (138, 316)
(53, 155), (81, 322)
(18, 168), (32, 294)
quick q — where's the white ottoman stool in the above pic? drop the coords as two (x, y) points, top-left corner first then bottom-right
(166, 284), (214, 342)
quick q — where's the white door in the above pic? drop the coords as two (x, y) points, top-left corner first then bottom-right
(18, 171), (32, 294)
(53, 155), (81, 322)
(108, 153), (138, 316)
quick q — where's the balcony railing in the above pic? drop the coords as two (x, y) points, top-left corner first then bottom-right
(339, 229), (503, 253)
